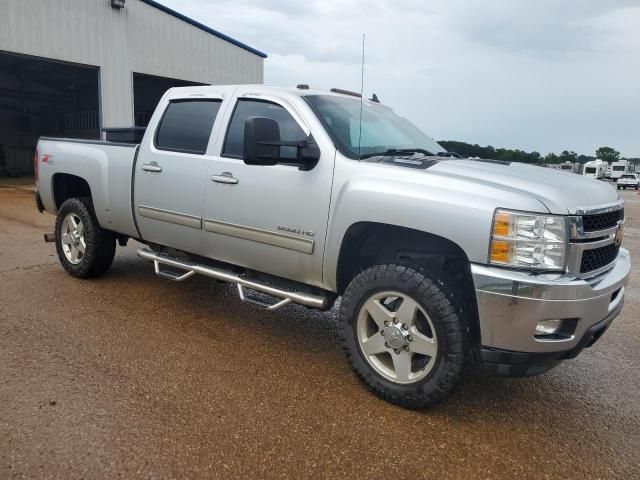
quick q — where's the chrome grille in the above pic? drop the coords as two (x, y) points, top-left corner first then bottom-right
(582, 209), (624, 232)
(567, 203), (624, 277)
(580, 243), (620, 273)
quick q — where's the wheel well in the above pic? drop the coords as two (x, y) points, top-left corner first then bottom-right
(53, 174), (92, 210)
(336, 222), (480, 342)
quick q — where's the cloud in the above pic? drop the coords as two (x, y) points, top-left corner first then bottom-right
(441, 1), (638, 55)
(158, 0), (640, 157)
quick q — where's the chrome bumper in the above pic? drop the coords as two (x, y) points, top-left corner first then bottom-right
(471, 248), (631, 354)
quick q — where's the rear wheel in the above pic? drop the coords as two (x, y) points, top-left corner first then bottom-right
(55, 197), (116, 278)
(339, 264), (468, 409)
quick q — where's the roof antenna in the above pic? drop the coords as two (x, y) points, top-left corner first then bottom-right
(358, 33), (365, 159)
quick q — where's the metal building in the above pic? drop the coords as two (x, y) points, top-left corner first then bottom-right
(0, 0), (266, 176)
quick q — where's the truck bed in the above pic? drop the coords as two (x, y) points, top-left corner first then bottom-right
(36, 137), (140, 238)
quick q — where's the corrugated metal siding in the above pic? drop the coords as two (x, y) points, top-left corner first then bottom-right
(0, 0), (264, 127)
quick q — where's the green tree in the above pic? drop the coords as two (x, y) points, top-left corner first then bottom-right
(437, 141), (630, 168)
(529, 151), (542, 164)
(559, 151), (578, 163)
(544, 153), (561, 164)
(595, 146), (620, 162)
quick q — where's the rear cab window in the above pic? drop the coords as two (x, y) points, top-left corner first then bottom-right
(155, 99), (222, 154)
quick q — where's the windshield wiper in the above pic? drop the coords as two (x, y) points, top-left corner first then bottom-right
(360, 148), (435, 160)
(437, 151), (463, 158)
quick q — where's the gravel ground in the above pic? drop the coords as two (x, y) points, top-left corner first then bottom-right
(1, 182), (639, 479)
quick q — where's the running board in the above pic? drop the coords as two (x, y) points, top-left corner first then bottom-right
(137, 248), (328, 310)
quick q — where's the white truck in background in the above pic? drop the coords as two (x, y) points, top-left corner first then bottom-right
(617, 173), (639, 190)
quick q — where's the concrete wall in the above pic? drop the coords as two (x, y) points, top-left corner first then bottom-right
(0, 0), (264, 128)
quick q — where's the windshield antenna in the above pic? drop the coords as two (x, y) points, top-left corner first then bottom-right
(358, 33), (365, 159)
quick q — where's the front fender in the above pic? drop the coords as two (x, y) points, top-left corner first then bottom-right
(323, 170), (548, 291)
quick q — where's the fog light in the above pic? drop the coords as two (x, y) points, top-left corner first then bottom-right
(535, 319), (563, 336)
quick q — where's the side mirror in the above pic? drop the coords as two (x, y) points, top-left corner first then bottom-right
(243, 117), (281, 166)
(296, 137), (320, 171)
(243, 117), (321, 170)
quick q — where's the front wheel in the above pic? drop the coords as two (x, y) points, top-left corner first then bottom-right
(339, 264), (468, 408)
(55, 197), (116, 278)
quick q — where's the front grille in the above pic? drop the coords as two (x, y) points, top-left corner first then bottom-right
(582, 209), (624, 232)
(580, 243), (620, 273)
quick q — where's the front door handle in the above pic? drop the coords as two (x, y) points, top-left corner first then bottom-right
(210, 172), (238, 185)
(142, 161), (162, 173)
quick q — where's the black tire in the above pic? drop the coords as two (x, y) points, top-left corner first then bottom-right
(339, 264), (468, 409)
(55, 197), (116, 278)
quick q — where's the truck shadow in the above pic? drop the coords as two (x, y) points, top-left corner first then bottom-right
(101, 247), (618, 428)
(104, 246), (343, 355)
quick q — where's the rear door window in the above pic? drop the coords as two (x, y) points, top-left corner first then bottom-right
(155, 99), (222, 154)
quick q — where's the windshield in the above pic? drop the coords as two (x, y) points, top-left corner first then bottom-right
(585, 167), (597, 174)
(304, 94), (445, 159)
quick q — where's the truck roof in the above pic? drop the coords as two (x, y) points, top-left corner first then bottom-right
(164, 84), (366, 100)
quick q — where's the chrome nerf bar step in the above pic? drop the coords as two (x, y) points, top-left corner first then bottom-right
(236, 284), (292, 311)
(137, 248), (329, 310)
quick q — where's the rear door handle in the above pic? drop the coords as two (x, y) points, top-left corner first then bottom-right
(210, 172), (238, 185)
(142, 162), (162, 172)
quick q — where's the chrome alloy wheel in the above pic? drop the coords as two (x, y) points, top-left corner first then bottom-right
(356, 291), (438, 384)
(60, 213), (86, 265)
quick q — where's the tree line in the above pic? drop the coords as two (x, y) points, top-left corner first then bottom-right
(438, 141), (640, 166)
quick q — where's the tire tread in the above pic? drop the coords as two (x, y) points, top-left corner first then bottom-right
(339, 264), (468, 409)
(55, 197), (116, 278)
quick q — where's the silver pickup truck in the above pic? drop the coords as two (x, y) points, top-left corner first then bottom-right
(35, 85), (630, 408)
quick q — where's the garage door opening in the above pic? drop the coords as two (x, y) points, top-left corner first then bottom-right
(0, 52), (100, 177)
(133, 73), (206, 127)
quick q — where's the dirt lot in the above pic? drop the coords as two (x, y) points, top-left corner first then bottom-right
(1, 181), (639, 479)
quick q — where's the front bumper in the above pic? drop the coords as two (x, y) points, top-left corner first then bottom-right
(471, 248), (630, 372)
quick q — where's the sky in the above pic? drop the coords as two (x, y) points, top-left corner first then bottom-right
(158, 0), (640, 158)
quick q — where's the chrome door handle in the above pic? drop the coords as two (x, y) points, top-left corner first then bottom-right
(210, 172), (238, 185)
(142, 162), (162, 172)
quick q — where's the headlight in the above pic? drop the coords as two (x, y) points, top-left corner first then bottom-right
(489, 209), (567, 270)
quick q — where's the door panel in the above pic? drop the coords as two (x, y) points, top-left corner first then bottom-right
(134, 98), (222, 254)
(202, 96), (335, 287)
(134, 149), (208, 254)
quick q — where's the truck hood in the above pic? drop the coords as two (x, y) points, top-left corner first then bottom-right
(428, 159), (619, 214)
